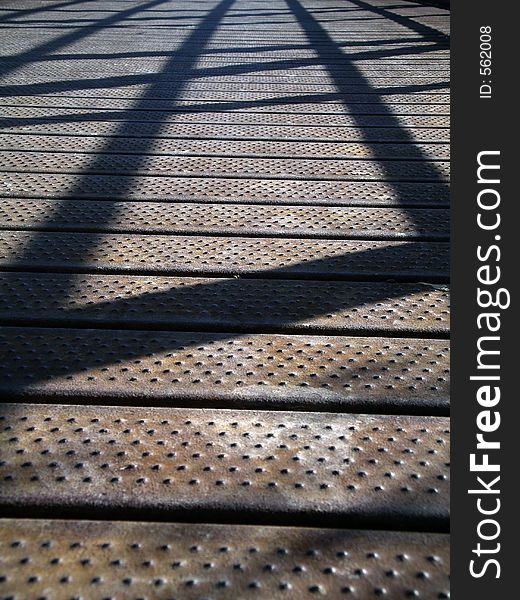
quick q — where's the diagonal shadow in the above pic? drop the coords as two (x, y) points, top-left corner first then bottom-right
(0, 0), (450, 396)
(349, 0), (449, 41)
(0, 0), (94, 23)
(2, 0), (239, 302)
(0, 35), (448, 63)
(0, 78), (450, 133)
(0, 52), (448, 111)
(0, 0), (186, 79)
(285, 0), (449, 176)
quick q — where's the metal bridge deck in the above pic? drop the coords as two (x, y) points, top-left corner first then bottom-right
(0, 0), (450, 598)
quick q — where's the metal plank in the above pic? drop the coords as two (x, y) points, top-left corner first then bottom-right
(0, 273), (450, 335)
(0, 519), (450, 600)
(0, 62), (451, 76)
(0, 57), (451, 73)
(0, 29), (449, 39)
(0, 329), (450, 413)
(0, 404), (449, 525)
(0, 134), (451, 160)
(0, 151), (450, 183)
(0, 46), (449, 57)
(0, 92), (450, 106)
(0, 120), (450, 142)
(0, 106), (450, 128)
(0, 76), (449, 91)
(0, 96), (451, 114)
(0, 199), (449, 241)
(0, 172), (450, 206)
(0, 12), (450, 24)
(0, 88), (451, 104)
(0, 231), (450, 281)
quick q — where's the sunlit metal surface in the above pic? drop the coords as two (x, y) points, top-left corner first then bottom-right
(0, 0), (450, 596)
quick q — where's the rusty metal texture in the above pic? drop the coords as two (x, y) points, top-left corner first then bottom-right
(0, 55), (450, 70)
(0, 172), (449, 206)
(0, 0), (451, 594)
(0, 329), (449, 413)
(0, 53), (449, 69)
(0, 106), (449, 128)
(0, 519), (449, 600)
(0, 63), (450, 79)
(0, 92), (450, 107)
(0, 120), (450, 143)
(0, 81), (450, 99)
(0, 75), (449, 91)
(0, 404), (450, 525)
(0, 12), (450, 25)
(0, 231), (449, 281)
(0, 134), (451, 160)
(0, 46), (449, 58)
(0, 7), (448, 18)
(0, 65), (449, 80)
(0, 151), (450, 183)
(0, 200), (449, 241)
(2, 41), (447, 48)
(0, 26), (449, 37)
(0, 55), (449, 74)
(0, 97), (451, 116)
(0, 18), (450, 28)
(0, 273), (450, 335)
(0, 58), (450, 73)
(0, 82), (448, 103)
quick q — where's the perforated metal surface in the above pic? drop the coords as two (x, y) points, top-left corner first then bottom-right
(0, 66), (450, 80)
(0, 92), (450, 106)
(0, 95), (451, 113)
(0, 107), (449, 128)
(0, 152), (450, 184)
(0, 119), (451, 142)
(0, 95), (450, 120)
(0, 519), (449, 600)
(0, 172), (449, 206)
(0, 77), (448, 92)
(0, 134), (451, 161)
(0, 0), (451, 596)
(0, 57), (450, 73)
(0, 273), (450, 335)
(0, 200), (449, 240)
(0, 404), (449, 524)
(0, 329), (449, 413)
(0, 231), (449, 280)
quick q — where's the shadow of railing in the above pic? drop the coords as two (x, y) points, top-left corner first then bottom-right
(0, 0), (450, 398)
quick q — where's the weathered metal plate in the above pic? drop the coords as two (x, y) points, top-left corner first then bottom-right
(0, 107), (449, 128)
(0, 73), (449, 89)
(0, 58), (450, 71)
(0, 64), (450, 78)
(0, 329), (449, 412)
(0, 273), (450, 335)
(0, 231), (450, 281)
(0, 200), (450, 241)
(0, 81), (451, 98)
(0, 119), (450, 143)
(0, 47), (450, 61)
(0, 0), (451, 593)
(0, 92), (450, 107)
(0, 172), (450, 206)
(0, 96), (451, 114)
(0, 134), (451, 160)
(0, 404), (450, 525)
(0, 151), (450, 183)
(0, 519), (450, 600)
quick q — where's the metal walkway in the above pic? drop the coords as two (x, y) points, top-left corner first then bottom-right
(0, 0), (450, 598)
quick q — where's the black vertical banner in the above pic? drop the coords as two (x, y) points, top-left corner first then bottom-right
(452, 0), (516, 597)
